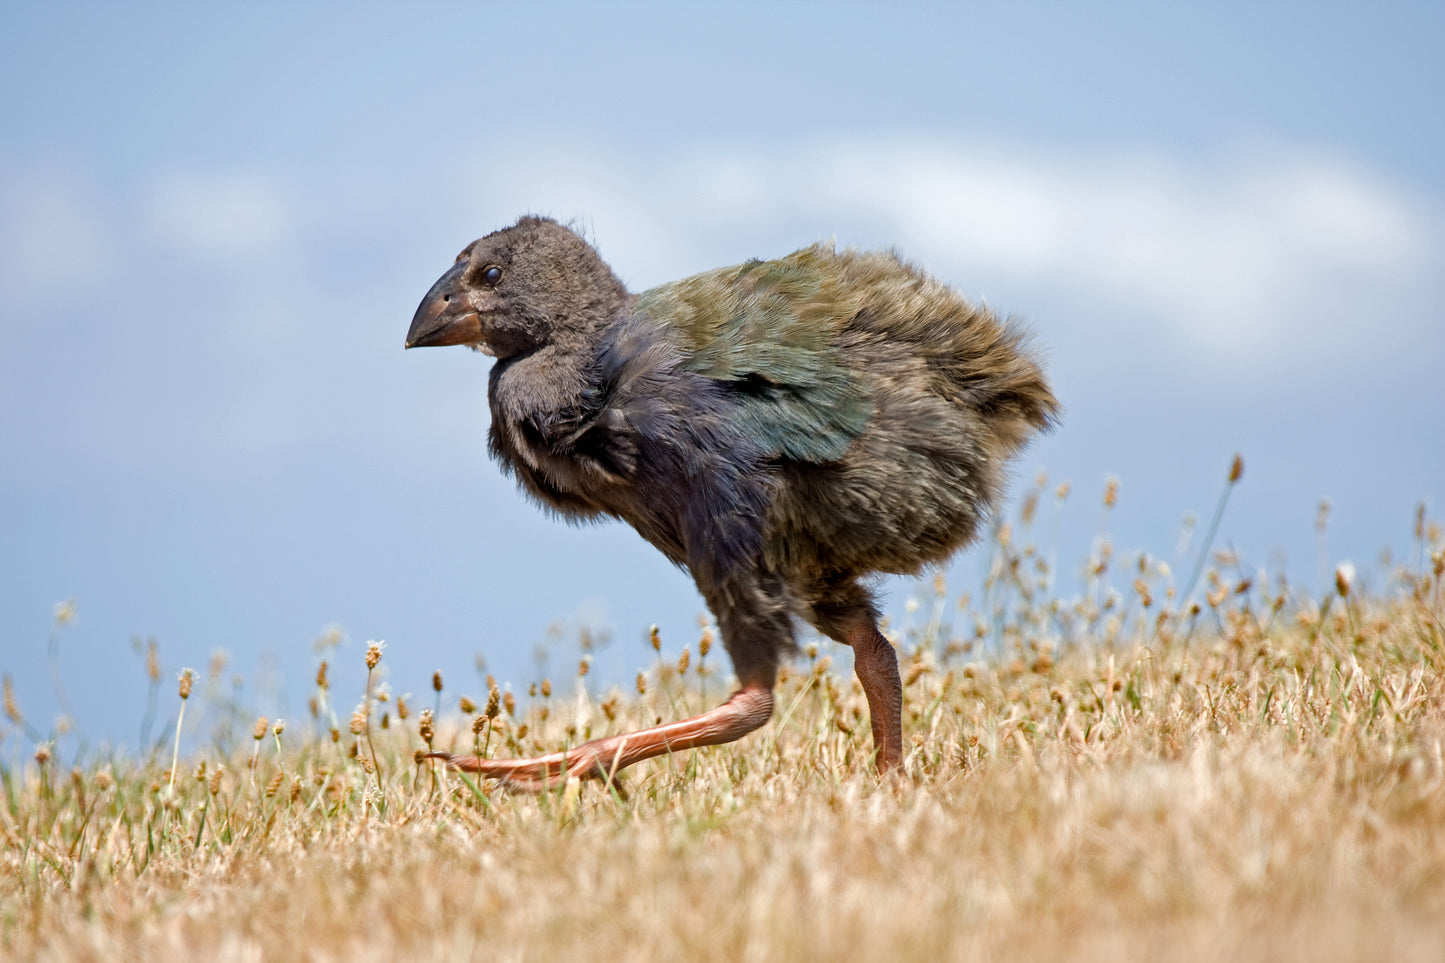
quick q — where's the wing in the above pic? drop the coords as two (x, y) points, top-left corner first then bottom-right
(631, 244), (873, 464)
(491, 317), (795, 659)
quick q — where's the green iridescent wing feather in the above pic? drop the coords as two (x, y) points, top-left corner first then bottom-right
(633, 245), (872, 464)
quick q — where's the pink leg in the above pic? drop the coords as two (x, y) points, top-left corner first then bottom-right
(809, 586), (905, 775)
(845, 619), (904, 774)
(430, 684), (774, 789)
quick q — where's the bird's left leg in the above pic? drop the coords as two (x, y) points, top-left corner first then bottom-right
(809, 581), (904, 774)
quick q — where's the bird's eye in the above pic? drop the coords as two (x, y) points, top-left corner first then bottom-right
(481, 265), (503, 286)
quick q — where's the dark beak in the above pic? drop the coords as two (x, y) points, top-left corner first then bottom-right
(405, 260), (484, 348)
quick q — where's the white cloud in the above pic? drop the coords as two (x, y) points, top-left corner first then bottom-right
(474, 139), (1432, 357)
(0, 137), (1432, 419)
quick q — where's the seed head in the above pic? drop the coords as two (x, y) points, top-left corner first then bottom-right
(208, 650), (227, 684)
(365, 640), (385, 670)
(502, 690), (515, 717)
(1020, 490), (1038, 526)
(1335, 562), (1355, 598)
(252, 717), (268, 741)
(209, 767), (223, 796)
(432, 671), (444, 693)
(540, 679), (552, 699)
(485, 684), (500, 720)
(265, 771), (285, 798)
(472, 714), (487, 736)
(34, 742), (52, 766)
(146, 639), (160, 684)
(95, 770), (114, 792)
(636, 672), (647, 695)
(349, 704), (367, 736)
(1103, 477), (1120, 509)
(578, 657), (590, 678)
(649, 625), (661, 653)
(316, 661), (329, 691)
(699, 628), (713, 659)
(313, 625), (344, 654)
(396, 696), (410, 721)
(459, 696), (476, 715)
(418, 708), (434, 744)
(178, 668), (195, 700)
(1228, 454), (1244, 483)
(273, 719), (286, 737)
(2, 675), (20, 726)
(677, 647), (690, 675)
(53, 599), (76, 627)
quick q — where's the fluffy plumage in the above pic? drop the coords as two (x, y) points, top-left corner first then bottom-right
(406, 215), (1058, 784)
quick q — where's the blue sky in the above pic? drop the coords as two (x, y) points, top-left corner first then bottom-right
(2, 3), (1441, 756)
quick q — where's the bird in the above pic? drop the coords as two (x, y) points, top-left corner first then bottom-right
(405, 215), (1058, 787)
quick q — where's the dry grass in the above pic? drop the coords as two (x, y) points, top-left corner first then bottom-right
(4, 478), (1445, 962)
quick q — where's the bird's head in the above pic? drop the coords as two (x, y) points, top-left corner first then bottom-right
(405, 216), (628, 358)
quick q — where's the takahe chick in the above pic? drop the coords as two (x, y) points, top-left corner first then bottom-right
(406, 215), (1057, 786)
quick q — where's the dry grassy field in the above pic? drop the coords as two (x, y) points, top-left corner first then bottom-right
(4, 484), (1444, 962)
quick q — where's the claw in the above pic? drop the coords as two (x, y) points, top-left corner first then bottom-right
(425, 749), (630, 795)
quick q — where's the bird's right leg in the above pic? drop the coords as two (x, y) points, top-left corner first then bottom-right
(428, 677), (774, 789)
(432, 547), (791, 789)
(430, 581), (786, 789)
